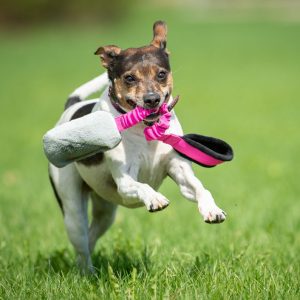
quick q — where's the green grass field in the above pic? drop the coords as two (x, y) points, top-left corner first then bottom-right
(1, 7), (300, 299)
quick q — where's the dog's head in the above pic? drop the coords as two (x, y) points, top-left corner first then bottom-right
(95, 21), (172, 118)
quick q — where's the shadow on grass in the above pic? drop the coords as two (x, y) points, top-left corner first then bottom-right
(34, 248), (75, 275)
(33, 244), (152, 279)
(93, 245), (152, 278)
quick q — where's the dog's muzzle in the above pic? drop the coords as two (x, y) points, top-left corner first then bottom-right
(143, 92), (161, 109)
(143, 93), (170, 126)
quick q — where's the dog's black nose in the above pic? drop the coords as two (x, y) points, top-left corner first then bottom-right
(143, 92), (161, 108)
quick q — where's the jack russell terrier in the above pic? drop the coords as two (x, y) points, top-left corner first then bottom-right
(49, 21), (226, 272)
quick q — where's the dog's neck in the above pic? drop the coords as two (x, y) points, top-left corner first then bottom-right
(108, 85), (128, 115)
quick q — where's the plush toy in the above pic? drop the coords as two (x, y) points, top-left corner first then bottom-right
(43, 110), (121, 168)
(43, 97), (233, 168)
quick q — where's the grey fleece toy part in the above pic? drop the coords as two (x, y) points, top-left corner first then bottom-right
(43, 109), (121, 168)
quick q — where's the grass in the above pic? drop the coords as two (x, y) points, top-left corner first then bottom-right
(1, 7), (300, 299)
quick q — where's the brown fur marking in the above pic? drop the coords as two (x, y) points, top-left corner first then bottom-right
(113, 61), (173, 109)
(151, 20), (167, 50)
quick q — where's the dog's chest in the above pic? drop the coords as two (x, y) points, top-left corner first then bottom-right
(121, 131), (170, 188)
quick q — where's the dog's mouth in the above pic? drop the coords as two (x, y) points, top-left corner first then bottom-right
(143, 113), (160, 126)
(126, 93), (169, 126)
(126, 99), (137, 109)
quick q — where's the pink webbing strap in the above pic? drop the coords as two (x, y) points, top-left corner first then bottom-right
(158, 134), (224, 167)
(144, 104), (171, 141)
(113, 103), (225, 167)
(114, 106), (156, 132)
(137, 104), (223, 166)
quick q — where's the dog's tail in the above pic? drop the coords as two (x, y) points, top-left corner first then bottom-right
(64, 72), (109, 110)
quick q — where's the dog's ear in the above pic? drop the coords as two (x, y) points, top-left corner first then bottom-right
(94, 45), (121, 69)
(151, 20), (167, 50)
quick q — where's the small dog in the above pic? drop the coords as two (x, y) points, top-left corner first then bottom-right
(49, 21), (226, 272)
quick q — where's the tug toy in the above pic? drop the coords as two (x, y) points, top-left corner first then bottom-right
(43, 96), (233, 168)
(115, 97), (233, 167)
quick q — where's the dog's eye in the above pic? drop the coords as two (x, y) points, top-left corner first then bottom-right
(157, 71), (167, 80)
(124, 75), (135, 84)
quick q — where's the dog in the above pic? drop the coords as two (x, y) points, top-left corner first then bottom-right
(49, 21), (226, 272)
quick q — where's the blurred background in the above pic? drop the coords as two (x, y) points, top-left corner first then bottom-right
(1, 0), (300, 26)
(0, 0), (300, 298)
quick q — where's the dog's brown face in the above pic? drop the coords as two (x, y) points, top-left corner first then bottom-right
(95, 21), (173, 117)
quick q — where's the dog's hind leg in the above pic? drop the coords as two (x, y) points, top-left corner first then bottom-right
(88, 193), (117, 253)
(49, 163), (92, 273)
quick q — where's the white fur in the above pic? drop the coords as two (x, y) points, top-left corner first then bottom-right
(49, 72), (226, 272)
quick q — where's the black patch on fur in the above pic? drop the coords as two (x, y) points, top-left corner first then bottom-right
(108, 48), (170, 81)
(77, 152), (104, 166)
(70, 102), (104, 167)
(70, 102), (96, 120)
(65, 95), (81, 110)
(49, 172), (64, 214)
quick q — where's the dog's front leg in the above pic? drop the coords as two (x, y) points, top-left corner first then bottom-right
(106, 154), (169, 212)
(118, 175), (169, 212)
(167, 155), (226, 223)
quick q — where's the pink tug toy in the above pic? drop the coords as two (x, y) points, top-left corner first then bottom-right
(114, 98), (233, 168)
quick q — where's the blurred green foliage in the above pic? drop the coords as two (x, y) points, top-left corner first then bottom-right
(0, 0), (136, 25)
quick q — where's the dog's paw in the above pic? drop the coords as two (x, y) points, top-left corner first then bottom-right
(198, 190), (226, 224)
(201, 206), (226, 224)
(146, 193), (169, 212)
(77, 256), (95, 275)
